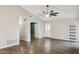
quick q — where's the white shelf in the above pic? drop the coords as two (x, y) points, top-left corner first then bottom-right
(69, 25), (77, 40)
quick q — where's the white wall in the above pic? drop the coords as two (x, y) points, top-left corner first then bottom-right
(20, 17), (26, 40)
(0, 5), (28, 48)
(49, 18), (79, 41)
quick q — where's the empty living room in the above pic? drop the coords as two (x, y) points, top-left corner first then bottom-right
(0, 5), (79, 54)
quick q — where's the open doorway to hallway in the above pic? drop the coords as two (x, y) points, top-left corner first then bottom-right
(30, 22), (37, 42)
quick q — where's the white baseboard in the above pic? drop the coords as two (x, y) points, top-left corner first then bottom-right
(44, 37), (79, 42)
(0, 42), (19, 49)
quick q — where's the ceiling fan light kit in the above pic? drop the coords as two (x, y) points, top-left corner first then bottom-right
(46, 14), (49, 17)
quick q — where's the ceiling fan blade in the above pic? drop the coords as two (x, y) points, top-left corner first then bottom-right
(51, 12), (59, 14)
(52, 14), (57, 16)
(37, 12), (45, 16)
(50, 10), (54, 12)
(50, 14), (57, 16)
(42, 11), (46, 14)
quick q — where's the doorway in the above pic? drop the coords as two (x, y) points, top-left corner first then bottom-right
(30, 22), (36, 42)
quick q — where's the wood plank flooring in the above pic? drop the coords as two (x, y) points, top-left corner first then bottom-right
(0, 37), (79, 54)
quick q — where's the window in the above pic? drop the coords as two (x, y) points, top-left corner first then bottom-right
(45, 23), (51, 32)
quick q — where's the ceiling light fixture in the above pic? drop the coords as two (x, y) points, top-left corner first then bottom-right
(46, 14), (49, 17)
(42, 5), (59, 17)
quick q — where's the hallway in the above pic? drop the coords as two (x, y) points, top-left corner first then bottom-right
(0, 38), (79, 54)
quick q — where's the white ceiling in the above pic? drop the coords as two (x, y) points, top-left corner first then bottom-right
(20, 5), (79, 21)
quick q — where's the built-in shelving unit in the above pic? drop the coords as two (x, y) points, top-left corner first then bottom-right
(69, 25), (77, 40)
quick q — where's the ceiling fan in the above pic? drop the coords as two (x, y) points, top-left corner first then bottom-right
(42, 5), (59, 17)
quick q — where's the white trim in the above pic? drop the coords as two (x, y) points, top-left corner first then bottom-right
(0, 42), (19, 49)
(45, 37), (79, 42)
(21, 38), (31, 42)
